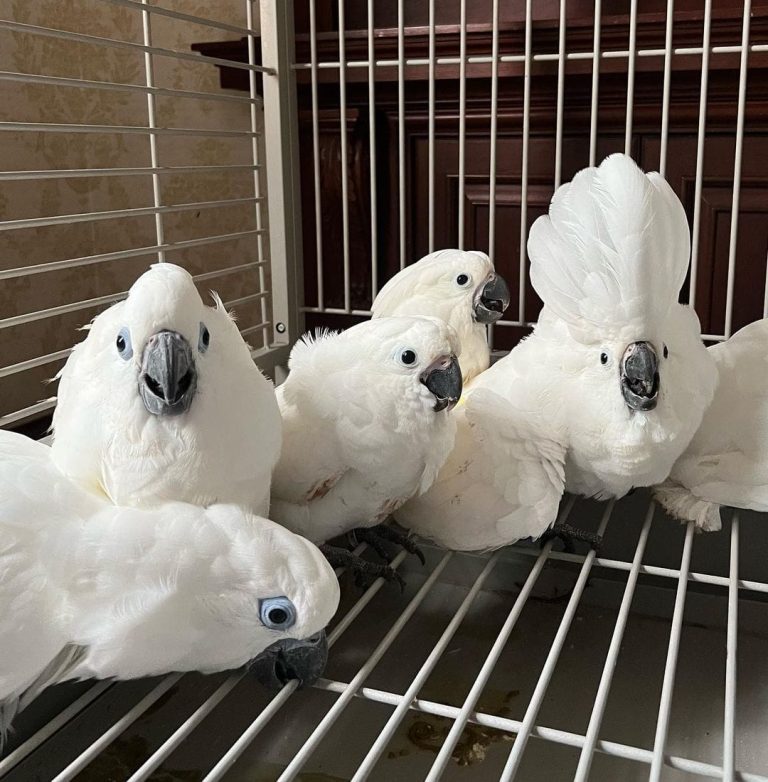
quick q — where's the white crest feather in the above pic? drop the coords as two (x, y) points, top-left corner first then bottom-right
(528, 153), (690, 334)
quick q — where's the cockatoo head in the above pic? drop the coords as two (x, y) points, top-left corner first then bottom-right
(528, 154), (717, 492)
(371, 250), (510, 382)
(225, 511), (340, 689)
(286, 316), (463, 418)
(51, 263), (280, 505)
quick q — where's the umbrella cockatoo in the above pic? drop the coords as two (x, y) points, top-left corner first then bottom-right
(51, 263), (281, 515)
(270, 316), (462, 582)
(656, 318), (768, 531)
(396, 153), (717, 550)
(0, 431), (339, 736)
(371, 250), (510, 383)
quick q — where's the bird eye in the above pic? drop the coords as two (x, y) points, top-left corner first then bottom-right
(259, 596), (296, 630)
(116, 327), (133, 360)
(600, 352), (609, 365)
(198, 322), (210, 353)
(398, 349), (418, 367)
(663, 344), (669, 359)
(455, 273), (471, 288)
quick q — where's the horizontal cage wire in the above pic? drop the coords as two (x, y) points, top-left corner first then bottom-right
(1, 1), (768, 782)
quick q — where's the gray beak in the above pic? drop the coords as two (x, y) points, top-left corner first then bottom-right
(250, 630), (328, 690)
(621, 341), (659, 412)
(473, 272), (511, 323)
(138, 330), (197, 416)
(420, 354), (463, 412)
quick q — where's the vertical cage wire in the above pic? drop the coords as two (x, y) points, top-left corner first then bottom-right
(723, 514), (740, 782)
(367, 0), (378, 298)
(518, 0), (532, 325)
(246, 0), (270, 346)
(658, 0), (675, 177)
(554, 0), (566, 189)
(689, 0), (713, 310)
(589, 0), (602, 166)
(309, 0), (324, 309)
(140, 0), (165, 261)
(624, 0), (638, 154)
(457, 0), (467, 249)
(488, 0), (500, 261)
(724, 0), (751, 339)
(338, 0), (351, 312)
(428, 0), (436, 253)
(397, 0), (406, 269)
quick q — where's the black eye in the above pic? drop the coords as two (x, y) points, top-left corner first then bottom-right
(456, 273), (470, 287)
(116, 327), (133, 360)
(663, 344), (669, 359)
(400, 349), (417, 366)
(198, 323), (210, 353)
(600, 352), (608, 365)
(259, 597), (296, 630)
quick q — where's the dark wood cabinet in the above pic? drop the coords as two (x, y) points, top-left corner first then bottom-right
(194, 1), (768, 350)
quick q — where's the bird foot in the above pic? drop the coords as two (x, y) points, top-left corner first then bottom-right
(319, 544), (406, 592)
(542, 521), (603, 553)
(348, 522), (426, 566)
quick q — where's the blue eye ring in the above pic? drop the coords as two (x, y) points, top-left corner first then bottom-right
(198, 322), (210, 353)
(116, 327), (133, 360)
(259, 596), (296, 630)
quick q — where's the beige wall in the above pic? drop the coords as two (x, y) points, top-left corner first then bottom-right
(0, 0), (270, 423)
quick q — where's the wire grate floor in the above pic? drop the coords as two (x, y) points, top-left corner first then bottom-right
(1, 489), (766, 782)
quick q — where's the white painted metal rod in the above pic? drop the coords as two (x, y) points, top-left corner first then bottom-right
(292, 43), (768, 71)
(0, 230), (266, 281)
(101, 0), (258, 36)
(0, 347), (73, 379)
(314, 679), (768, 782)
(501, 501), (615, 779)
(488, 0), (500, 259)
(309, 0), (324, 308)
(352, 553), (501, 781)
(338, 0), (351, 312)
(0, 682), (113, 776)
(624, 0), (638, 154)
(724, 514), (740, 782)
(202, 550), (410, 781)
(649, 521), (696, 782)
(0, 164), (260, 181)
(0, 121), (257, 138)
(573, 503), (654, 780)
(0, 70), (254, 105)
(425, 500), (573, 781)
(554, 0), (566, 189)
(518, 0), (532, 325)
(0, 19), (272, 74)
(659, 0), (675, 177)
(689, 0), (713, 309)
(0, 398), (57, 428)
(367, 0), (378, 298)
(589, 0), (602, 166)
(397, 0), (406, 269)
(277, 553), (454, 781)
(427, 0), (436, 253)
(0, 196), (259, 232)
(457, 0), (467, 250)
(724, 0), (751, 339)
(51, 674), (183, 782)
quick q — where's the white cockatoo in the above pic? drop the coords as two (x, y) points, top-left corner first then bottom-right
(51, 263), (281, 515)
(396, 153), (717, 551)
(0, 430), (340, 735)
(270, 316), (462, 580)
(655, 318), (768, 531)
(371, 249), (510, 383)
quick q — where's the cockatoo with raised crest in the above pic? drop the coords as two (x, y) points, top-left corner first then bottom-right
(396, 153), (717, 550)
(270, 316), (462, 583)
(655, 317), (768, 531)
(371, 249), (510, 383)
(51, 263), (281, 515)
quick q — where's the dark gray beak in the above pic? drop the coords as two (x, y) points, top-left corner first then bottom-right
(621, 341), (659, 412)
(420, 354), (463, 412)
(250, 630), (328, 690)
(138, 330), (197, 416)
(473, 272), (511, 323)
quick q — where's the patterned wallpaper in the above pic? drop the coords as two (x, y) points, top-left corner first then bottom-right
(0, 0), (270, 423)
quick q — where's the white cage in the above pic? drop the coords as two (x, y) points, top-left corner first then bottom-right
(1, 1), (767, 781)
